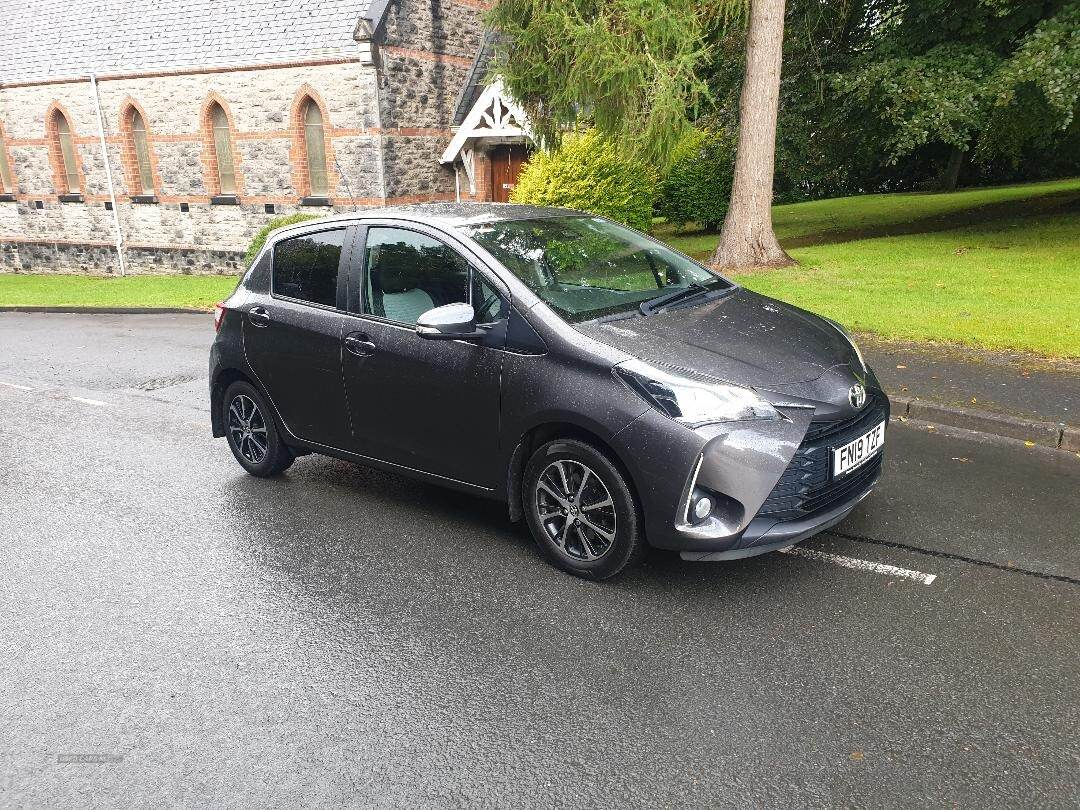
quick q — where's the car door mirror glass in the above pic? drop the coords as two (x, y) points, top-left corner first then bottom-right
(416, 302), (483, 340)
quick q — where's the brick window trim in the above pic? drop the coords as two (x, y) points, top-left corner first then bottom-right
(288, 86), (338, 202)
(118, 99), (162, 198)
(45, 102), (85, 197)
(199, 93), (245, 202)
(0, 121), (18, 196)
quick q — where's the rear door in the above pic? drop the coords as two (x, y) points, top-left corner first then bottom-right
(242, 225), (355, 449)
(340, 223), (509, 488)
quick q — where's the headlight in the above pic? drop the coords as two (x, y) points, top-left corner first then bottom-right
(825, 318), (866, 373)
(614, 359), (780, 427)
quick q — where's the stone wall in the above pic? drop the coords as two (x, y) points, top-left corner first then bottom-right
(378, 0), (487, 200)
(0, 60), (383, 274)
(0, 0), (489, 275)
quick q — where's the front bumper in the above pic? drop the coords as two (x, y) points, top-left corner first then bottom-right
(612, 386), (889, 556)
(679, 463), (881, 561)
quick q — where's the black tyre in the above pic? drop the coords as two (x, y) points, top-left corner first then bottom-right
(222, 381), (294, 477)
(523, 438), (645, 580)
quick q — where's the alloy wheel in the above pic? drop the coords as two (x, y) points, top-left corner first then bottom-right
(534, 459), (617, 561)
(227, 394), (268, 465)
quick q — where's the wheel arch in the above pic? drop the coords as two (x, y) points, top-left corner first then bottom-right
(506, 421), (642, 524)
(210, 367), (258, 437)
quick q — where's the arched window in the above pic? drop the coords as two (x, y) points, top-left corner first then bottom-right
(301, 99), (328, 197)
(209, 102), (237, 195)
(0, 125), (14, 195)
(129, 109), (154, 195)
(52, 110), (80, 194)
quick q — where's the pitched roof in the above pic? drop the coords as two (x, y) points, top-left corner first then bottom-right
(452, 30), (499, 126)
(0, 0), (367, 85)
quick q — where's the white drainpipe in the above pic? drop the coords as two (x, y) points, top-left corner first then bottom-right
(90, 74), (126, 276)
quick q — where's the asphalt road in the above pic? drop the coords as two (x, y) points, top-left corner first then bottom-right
(1, 313), (1078, 808)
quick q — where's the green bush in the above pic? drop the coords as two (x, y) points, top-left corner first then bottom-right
(510, 130), (658, 231)
(657, 128), (736, 231)
(243, 213), (321, 266)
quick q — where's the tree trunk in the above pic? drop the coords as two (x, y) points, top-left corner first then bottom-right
(710, 0), (794, 272)
(939, 146), (965, 192)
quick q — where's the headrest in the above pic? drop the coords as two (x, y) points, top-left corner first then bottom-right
(374, 244), (422, 294)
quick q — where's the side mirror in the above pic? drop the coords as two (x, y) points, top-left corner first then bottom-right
(416, 302), (485, 340)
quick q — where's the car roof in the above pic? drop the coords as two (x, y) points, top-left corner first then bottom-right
(273, 202), (585, 237)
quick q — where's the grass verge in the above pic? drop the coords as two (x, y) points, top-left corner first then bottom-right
(0, 274), (237, 311)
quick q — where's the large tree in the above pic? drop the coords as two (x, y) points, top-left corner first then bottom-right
(711, 0), (792, 268)
(488, 0), (795, 271)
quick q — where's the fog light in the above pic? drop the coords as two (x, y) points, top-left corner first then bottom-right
(693, 495), (714, 522)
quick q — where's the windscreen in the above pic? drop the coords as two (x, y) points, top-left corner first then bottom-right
(463, 216), (730, 322)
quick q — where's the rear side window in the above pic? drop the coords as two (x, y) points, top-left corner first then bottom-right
(272, 229), (347, 307)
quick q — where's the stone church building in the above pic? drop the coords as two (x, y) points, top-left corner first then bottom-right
(0, 0), (530, 275)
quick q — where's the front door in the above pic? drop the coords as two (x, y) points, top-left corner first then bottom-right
(489, 144), (528, 203)
(242, 226), (353, 449)
(340, 224), (508, 488)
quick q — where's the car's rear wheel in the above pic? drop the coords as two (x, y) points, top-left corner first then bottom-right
(223, 381), (294, 477)
(523, 439), (644, 580)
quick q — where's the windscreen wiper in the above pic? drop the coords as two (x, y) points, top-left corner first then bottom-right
(639, 282), (713, 316)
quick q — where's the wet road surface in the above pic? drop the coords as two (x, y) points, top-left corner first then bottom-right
(1, 313), (1078, 807)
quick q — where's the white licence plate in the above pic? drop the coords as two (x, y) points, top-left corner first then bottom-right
(832, 421), (886, 477)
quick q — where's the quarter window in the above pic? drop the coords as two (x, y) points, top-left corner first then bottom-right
(129, 109), (154, 195)
(209, 103), (237, 195)
(302, 99), (328, 197)
(272, 229), (346, 308)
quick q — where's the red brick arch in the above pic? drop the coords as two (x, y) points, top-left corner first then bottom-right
(117, 98), (162, 197)
(288, 86), (338, 199)
(0, 120), (19, 194)
(44, 102), (84, 195)
(199, 93), (245, 198)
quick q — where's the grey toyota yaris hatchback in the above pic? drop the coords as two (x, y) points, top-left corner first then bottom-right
(210, 203), (888, 579)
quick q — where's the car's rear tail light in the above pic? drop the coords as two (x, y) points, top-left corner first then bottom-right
(213, 303), (226, 332)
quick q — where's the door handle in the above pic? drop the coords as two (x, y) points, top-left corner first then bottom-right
(343, 333), (377, 357)
(248, 306), (271, 327)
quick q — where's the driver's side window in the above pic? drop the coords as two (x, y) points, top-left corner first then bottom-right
(362, 227), (506, 326)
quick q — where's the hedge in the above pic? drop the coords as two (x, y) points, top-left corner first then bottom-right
(510, 131), (658, 231)
(243, 213), (321, 266)
(656, 128), (736, 231)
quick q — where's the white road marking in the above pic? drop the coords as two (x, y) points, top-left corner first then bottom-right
(0, 381), (34, 391)
(781, 546), (937, 585)
(70, 396), (111, 407)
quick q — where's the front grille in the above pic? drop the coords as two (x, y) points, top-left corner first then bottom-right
(758, 394), (890, 523)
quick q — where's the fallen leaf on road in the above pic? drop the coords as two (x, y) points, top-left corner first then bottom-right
(971, 398), (977, 404)
(849, 752), (865, 762)
(1025, 441), (1035, 447)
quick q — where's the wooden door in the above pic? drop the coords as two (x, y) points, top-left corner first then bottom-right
(490, 145), (528, 203)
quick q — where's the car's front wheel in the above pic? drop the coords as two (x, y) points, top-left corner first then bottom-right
(523, 439), (645, 580)
(222, 381), (294, 477)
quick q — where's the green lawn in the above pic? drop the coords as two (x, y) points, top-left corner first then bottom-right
(661, 178), (1080, 358)
(0, 274), (237, 310)
(658, 176), (1080, 258)
(744, 212), (1080, 358)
